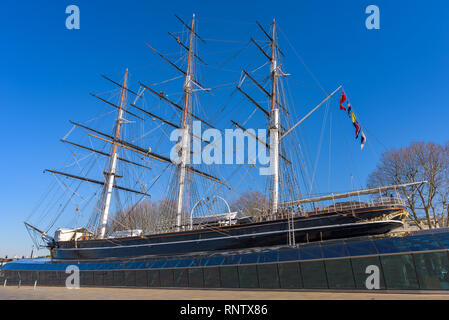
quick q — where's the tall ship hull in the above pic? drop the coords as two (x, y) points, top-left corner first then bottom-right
(52, 202), (407, 261)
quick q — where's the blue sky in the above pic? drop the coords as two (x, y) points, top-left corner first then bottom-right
(1, 0), (448, 257)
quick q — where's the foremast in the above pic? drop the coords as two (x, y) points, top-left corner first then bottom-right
(99, 69), (129, 239)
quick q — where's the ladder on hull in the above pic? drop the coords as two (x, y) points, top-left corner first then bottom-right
(287, 213), (295, 246)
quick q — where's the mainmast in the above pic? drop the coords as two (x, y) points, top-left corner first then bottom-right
(270, 20), (280, 215)
(99, 69), (128, 238)
(176, 14), (195, 230)
(234, 19), (282, 216)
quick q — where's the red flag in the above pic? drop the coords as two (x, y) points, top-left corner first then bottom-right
(340, 90), (347, 111)
(355, 122), (361, 139)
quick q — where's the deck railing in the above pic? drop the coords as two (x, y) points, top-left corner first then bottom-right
(144, 196), (407, 234)
(254, 196), (406, 222)
(298, 196), (406, 217)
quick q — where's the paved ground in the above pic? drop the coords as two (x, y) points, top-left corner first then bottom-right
(1, 286), (449, 300)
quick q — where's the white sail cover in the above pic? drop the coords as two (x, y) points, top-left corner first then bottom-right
(54, 228), (93, 241)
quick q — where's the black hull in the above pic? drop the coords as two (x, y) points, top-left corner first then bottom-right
(52, 205), (406, 260)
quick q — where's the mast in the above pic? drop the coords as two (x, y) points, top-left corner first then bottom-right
(270, 19), (280, 215)
(99, 68), (128, 239)
(176, 14), (195, 230)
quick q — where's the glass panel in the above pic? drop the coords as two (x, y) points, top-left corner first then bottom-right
(374, 238), (410, 254)
(135, 270), (147, 287)
(79, 263), (94, 271)
(257, 264), (280, 289)
(238, 265), (259, 288)
(34, 271), (40, 282)
(84, 271), (94, 286)
(225, 254), (241, 265)
(324, 259), (355, 289)
(278, 248), (299, 262)
(263, 251), (278, 263)
(94, 263), (106, 270)
(92, 271), (102, 286)
(220, 266), (239, 288)
(403, 235), (444, 252)
(30, 271), (39, 283)
(177, 259), (197, 268)
(240, 253), (261, 265)
(322, 243), (350, 259)
(10, 272), (19, 285)
(190, 259), (199, 267)
(123, 262), (138, 270)
(150, 260), (167, 269)
(58, 271), (66, 286)
(113, 271), (125, 286)
(346, 240), (378, 257)
(47, 264), (62, 271)
(19, 271), (30, 284)
(203, 267), (220, 288)
(115, 262), (127, 270)
(299, 245), (323, 260)
(159, 269), (174, 287)
(173, 269), (188, 287)
(124, 270), (136, 287)
(131, 262), (146, 270)
(48, 271), (61, 286)
(300, 260), (328, 289)
(380, 254), (419, 289)
(202, 256), (225, 266)
(28, 271), (37, 283)
(147, 270), (160, 287)
(45, 271), (54, 285)
(188, 268), (204, 288)
(47, 271), (56, 286)
(351, 256), (386, 289)
(434, 232), (449, 249)
(37, 272), (47, 285)
(103, 271), (113, 286)
(413, 252), (449, 290)
(165, 260), (180, 268)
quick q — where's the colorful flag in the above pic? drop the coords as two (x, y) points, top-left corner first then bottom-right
(340, 90), (347, 111)
(355, 122), (361, 139)
(347, 103), (352, 117)
(361, 131), (366, 150)
(351, 112), (356, 124)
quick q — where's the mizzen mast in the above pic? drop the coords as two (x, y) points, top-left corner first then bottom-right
(269, 20), (280, 215)
(99, 68), (128, 239)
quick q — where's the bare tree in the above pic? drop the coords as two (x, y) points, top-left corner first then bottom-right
(437, 142), (449, 226)
(368, 141), (449, 229)
(109, 199), (170, 234)
(230, 191), (268, 219)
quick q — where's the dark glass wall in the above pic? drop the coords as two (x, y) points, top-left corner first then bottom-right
(3, 230), (449, 291)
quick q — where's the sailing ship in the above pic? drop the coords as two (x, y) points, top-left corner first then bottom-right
(25, 14), (413, 261)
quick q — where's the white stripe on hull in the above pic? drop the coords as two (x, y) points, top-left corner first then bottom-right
(56, 220), (403, 252)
